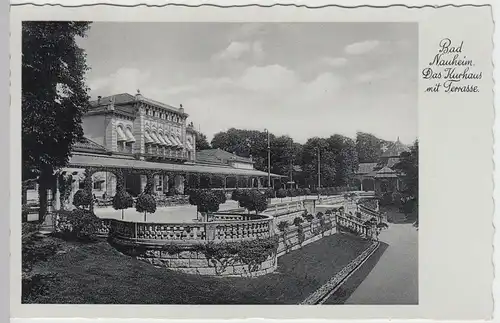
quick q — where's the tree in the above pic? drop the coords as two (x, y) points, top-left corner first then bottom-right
(240, 190), (268, 215)
(276, 188), (287, 202)
(135, 194), (156, 222)
(195, 132), (211, 151)
(393, 140), (419, 221)
(356, 132), (383, 163)
(195, 190), (221, 220)
(112, 173), (133, 220)
(22, 22), (92, 222)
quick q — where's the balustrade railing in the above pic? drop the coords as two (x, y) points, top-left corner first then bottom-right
(335, 214), (370, 238)
(108, 215), (273, 244)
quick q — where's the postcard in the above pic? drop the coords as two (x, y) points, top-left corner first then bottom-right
(9, 0), (495, 320)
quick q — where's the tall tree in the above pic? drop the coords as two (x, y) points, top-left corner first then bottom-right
(393, 140), (419, 199)
(195, 132), (211, 151)
(356, 132), (383, 163)
(22, 22), (92, 221)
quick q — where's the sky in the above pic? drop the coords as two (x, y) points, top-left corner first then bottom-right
(77, 22), (418, 145)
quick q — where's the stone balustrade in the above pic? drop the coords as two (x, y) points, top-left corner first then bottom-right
(335, 214), (370, 237)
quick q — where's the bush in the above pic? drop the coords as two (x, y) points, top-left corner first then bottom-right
(73, 189), (92, 209)
(264, 188), (275, 199)
(56, 209), (102, 240)
(112, 190), (134, 211)
(136, 194), (157, 215)
(304, 188), (311, 196)
(231, 189), (243, 202)
(316, 212), (324, 219)
(241, 190), (268, 214)
(214, 190), (227, 204)
(277, 221), (289, 232)
(325, 209), (332, 216)
(293, 216), (304, 227)
(22, 205), (29, 223)
(304, 213), (314, 222)
(276, 188), (287, 200)
(195, 189), (221, 214)
(379, 192), (393, 206)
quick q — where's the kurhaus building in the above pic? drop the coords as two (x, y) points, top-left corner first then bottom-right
(27, 91), (282, 208)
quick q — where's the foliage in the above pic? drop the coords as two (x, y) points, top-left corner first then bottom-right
(264, 188), (275, 199)
(112, 190), (134, 211)
(23, 22), (92, 222)
(190, 189), (220, 214)
(231, 189), (243, 202)
(195, 236), (279, 274)
(379, 192), (393, 206)
(168, 186), (180, 196)
(303, 188), (311, 195)
(303, 212), (314, 222)
(57, 173), (73, 208)
(214, 190), (227, 205)
(135, 194), (157, 214)
(239, 190), (268, 214)
(325, 209), (333, 216)
(55, 209), (102, 240)
(22, 223), (60, 272)
(316, 212), (324, 219)
(72, 189), (92, 209)
(293, 216), (304, 227)
(195, 132), (211, 151)
(276, 188), (287, 200)
(355, 211), (362, 219)
(355, 132), (384, 163)
(277, 221), (289, 232)
(393, 140), (419, 221)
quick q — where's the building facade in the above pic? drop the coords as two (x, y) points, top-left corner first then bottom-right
(25, 92), (283, 209)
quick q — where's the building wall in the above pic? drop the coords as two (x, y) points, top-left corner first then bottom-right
(82, 114), (106, 146)
(230, 162), (253, 170)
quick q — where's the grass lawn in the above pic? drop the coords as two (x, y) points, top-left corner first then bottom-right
(26, 233), (373, 304)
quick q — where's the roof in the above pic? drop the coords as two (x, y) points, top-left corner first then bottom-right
(381, 138), (410, 157)
(357, 163), (378, 174)
(196, 149), (253, 165)
(377, 166), (396, 174)
(73, 137), (108, 153)
(68, 153), (283, 178)
(90, 92), (187, 116)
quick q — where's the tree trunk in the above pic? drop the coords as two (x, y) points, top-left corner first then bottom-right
(144, 211), (147, 222)
(122, 209), (124, 220)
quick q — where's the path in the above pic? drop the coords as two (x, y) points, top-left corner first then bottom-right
(342, 211), (418, 304)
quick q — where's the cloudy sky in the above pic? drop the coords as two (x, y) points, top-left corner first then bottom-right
(78, 22), (418, 144)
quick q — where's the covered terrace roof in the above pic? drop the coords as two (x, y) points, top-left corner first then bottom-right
(68, 153), (284, 178)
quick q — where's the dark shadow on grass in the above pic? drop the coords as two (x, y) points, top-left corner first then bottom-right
(323, 242), (389, 304)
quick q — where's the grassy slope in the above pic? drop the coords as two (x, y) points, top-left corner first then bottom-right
(28, 233), (372, 304)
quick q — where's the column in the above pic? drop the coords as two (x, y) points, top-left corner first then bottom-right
(360, 178), (364, 192)
(140, 175), (147, 192)
(54, 174), (61, 210)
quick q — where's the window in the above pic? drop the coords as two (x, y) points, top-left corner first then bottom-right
(155, 175), (163, 192)
(146, 109), (149, 116)
(93, 181), (103, 190)
(117, 141), (125, 152)
(125, 142), (133, 153)
(78, 181), (85, 189)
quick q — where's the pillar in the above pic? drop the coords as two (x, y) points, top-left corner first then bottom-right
(174, 175), (185, 194)
(140, 175), (147, 192)
(360, 178), (364, 192)
(54, 174), (61, 210)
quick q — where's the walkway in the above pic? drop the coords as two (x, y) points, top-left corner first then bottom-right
(342, 210), (418, 304)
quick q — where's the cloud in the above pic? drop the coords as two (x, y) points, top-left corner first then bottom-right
(355, 67), (397, 83)
(238, 64), (299, 92)
(344, 40), (380, 55)
(212, 41), (265, 61)
(88, 67), (151, 97)
(322, 57), (348, 67)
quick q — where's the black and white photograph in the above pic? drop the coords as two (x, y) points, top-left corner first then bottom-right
(20, 21), (420, 306)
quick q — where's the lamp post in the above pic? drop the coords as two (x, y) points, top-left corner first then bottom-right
(264, 129), (271, 188)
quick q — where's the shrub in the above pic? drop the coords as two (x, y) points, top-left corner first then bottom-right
(277, 221), (289, 232)
(304, 213), (314, 222)
(72, 189), (92, 209)
(22, 205), (29, 223)
(231, 189), (243, 202)
(136, 194), (157, 220)
(293, 216), (304, 227)
(214, 190), (227, 204)
(325, 209), (332, 216)
(241, 190), (268, 214)
(112, 190), (134, 219)
(195, 189), (221, 214)
(264, 188), (275, 199)
(316, 212), (324, 219)
(56, 209), (102, 241)
(379, 192), (393, 206)
(276, 188), (287, 201)
(304, 188), (311, 196)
